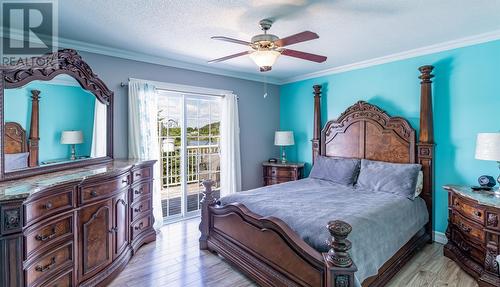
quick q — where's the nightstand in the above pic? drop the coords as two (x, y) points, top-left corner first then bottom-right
(443, 185), (500, 286)
(262, 162), (304, 186)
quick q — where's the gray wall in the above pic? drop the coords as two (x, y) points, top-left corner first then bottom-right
(80, 51), (280, 190)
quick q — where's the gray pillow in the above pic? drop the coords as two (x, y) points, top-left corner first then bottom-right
(309, 156), (361, 185)
(356, 159), (422, 199)
(5, 152), (29, 172)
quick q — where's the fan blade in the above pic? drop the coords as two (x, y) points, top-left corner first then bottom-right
(211, 36), (251, 46)
(275, 31), (319, 47)
(208, 51), (250, 63)
(281, 49), (327, 63)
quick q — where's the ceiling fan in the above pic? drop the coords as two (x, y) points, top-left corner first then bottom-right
(208, 19), (327, 72)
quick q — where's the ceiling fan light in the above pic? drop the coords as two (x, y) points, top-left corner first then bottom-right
(249, 50), (281, 68)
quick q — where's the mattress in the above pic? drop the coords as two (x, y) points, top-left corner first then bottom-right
(219, 178), (429, 284)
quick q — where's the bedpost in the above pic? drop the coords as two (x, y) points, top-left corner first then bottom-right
(28, 90), (40, 167)
(417, 65), (435, 241)
(324, 220), (357, 287)
(312, 85), (322, 164)
(199, 179), (217, 250)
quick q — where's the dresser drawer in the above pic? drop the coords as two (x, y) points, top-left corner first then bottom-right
(131, 215), (152, 241)
(131, 181), (151, 203)
(130, 196), (152, 222)
(450, 228), (484, 264)
(25, 214), (74, 259)
(451, 211), (484, 244)
(132, 166), (152, 183)
(37, 267), (74, 287)
(25, 191), (74, 225)
(80, 173), (129, 204)
(25, 242), (73, 287)
(451, 194), (485, 225)
(266, 167), (297, 178)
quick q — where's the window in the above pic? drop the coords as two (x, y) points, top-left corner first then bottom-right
(157, 91), (221, 221)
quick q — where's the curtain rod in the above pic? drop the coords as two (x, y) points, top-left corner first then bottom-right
(120, 81), (238, 99)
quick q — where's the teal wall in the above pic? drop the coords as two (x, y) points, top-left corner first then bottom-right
(5, 82), (95, 162)
(280, 40), (500, 233)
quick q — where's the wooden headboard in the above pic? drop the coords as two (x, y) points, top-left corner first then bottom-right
(4, 89), (40, 168)
(5, 122), (28, 154)
(311, 65), (435, 237)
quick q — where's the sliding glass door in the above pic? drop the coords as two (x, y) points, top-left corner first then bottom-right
(157, 91), (221, 222)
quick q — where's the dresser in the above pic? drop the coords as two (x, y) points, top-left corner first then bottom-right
(444, 185), (500, 287)
(0, 160), (156, 287)
(262, 162), (304, 186)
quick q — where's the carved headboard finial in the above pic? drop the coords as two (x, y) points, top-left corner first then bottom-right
(418, 65), (434, 84)
(313, 85), (321, 95)
(312, 85), (322, 163)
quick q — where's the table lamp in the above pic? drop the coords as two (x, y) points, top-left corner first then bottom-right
(475, 133), (500, 188)
(274, 131), (294, 163)
(61, 130), (84, 160)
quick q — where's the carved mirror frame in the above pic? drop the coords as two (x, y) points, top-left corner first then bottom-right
(0, 49), (114, 181)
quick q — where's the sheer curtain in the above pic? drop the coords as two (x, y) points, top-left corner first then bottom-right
(128, 79), (163, 230)
(90, 101), (107, 158)
(220, 93), (241, 197)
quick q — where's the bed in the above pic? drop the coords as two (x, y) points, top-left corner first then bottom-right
(4, 89), (40, 172)
(199, 65), (435, 287)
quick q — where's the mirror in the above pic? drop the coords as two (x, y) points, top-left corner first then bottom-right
(3, 74), (108, 173)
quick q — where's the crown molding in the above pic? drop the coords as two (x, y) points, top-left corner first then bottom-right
(1, 27), (281, 85)
(280, 29), (500, 84)
(56, 37), (283, 85)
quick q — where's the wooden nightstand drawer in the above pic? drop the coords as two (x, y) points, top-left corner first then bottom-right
(451, 194), (485, 224)
(451, 211), (484, 243)
(450, 227), (484, 264)
(262, 162), (304, 186)
(267, 167), (296, 178)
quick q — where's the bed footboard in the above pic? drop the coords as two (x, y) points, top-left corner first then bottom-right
(199, 180), (357, 287)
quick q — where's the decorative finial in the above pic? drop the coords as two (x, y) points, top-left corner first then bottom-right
(313, 85), (321, 96)
(418, 65), (434, 84)
(326, 220), (353, 268)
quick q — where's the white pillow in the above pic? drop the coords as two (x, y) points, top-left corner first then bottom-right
(414, 171), (424, 198)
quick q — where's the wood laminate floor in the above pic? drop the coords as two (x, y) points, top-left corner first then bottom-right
(109, 218), (477, 287)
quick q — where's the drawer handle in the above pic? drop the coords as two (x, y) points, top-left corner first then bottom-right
(135, 172), (141, 177)
(458, 223), (472, 233)
(473, 211), (482, 217)
(134, 205), (143, 213)
(43, 201), (53, 210)
(134, 188), (143, 195)
(122, 178), (129, 184)
(90, 190), (98, 197)
(454, 200), (460, 207)
(35, 227), (56, 242)
(134, 222), (144, 230)
(35, 257), (56, 272)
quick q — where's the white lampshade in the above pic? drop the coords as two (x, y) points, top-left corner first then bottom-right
(249, 50), (281, 68)
(274, 131), (294, 146)
(61, 130), (83, 145)
(475, 133), (500, 161)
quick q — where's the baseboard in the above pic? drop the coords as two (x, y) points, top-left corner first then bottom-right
(433, 231), (448, 244)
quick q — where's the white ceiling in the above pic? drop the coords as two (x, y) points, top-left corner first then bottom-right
(58, 0), (500, 83)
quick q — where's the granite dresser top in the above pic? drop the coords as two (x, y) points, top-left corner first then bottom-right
(0, 159), (152, 202)
(444, 185), (500, 208)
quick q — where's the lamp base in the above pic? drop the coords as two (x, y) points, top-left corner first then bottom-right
(281, 147), (287, 164)
(70, 144), (76, 161)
